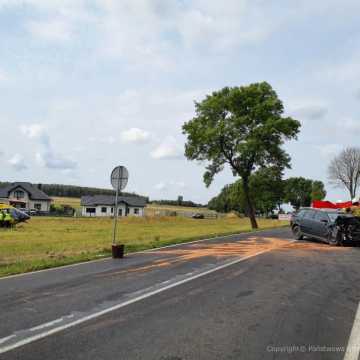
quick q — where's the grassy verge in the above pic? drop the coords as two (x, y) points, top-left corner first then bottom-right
(0, 216), (288, 277)
(51, 196), (216, 216)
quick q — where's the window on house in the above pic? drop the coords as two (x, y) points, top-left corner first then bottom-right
(111, 207), (114, 213)
(118, 209), (123, 216)
(126, 208), (130, 215)
(134, 208), (139, 215)
(34, 203), (42, 211)
(101, 207), (107, 213)
(14, 190), (24, 199)
(86, 208), (96, 214)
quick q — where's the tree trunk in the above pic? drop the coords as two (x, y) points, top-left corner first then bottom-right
(243, 179), (258, 229)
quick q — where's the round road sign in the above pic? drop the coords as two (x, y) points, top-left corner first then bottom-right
(111, 166), (129, 191)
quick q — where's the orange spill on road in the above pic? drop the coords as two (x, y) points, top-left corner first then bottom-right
(105, 237), (294, 276)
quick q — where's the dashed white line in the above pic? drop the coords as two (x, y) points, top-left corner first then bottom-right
(29, 318), (67, 332)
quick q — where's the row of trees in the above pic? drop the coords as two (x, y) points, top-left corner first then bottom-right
(207, 169), (326, 214)
(150, 199), (204, 208)
(0, 182), (146, 200)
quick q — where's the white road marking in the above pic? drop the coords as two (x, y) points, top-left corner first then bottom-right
(0, 240), (294, 354)
(29, 318), (66, 332)
(344, 302), (360, 360)
(0, 227), (287, 281)
(0, 335), (15, 345)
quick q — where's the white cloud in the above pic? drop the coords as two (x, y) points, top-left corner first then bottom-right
(289, 102), (328, 121)
(0, 68), (8, 82)
(319, 51), (360, 83)
(36, 151), (77, 170)
(87, 136), (116, 144)
(101, 136), (116, 145)
(27, 19), (73, 42)
(120, 128), (150, 144)
(355, 89), (360, 100)
(169, 180), (186, 188)
(151, 136), (183, 160)
(154, 182), (167, 191)
(20, 123), (77, 170)
(316, 144), (343, 158)
(8, 154), (27, 171)
(178, 1), (272, 52)
(20, 123), (47, 139)
(154, 180), (186, 191)
(342, 118), (360, 132)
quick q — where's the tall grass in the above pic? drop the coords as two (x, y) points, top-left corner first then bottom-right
(0, 216), (287, 277)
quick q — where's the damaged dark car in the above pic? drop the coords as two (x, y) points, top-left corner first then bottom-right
(290, 208), (360, 246)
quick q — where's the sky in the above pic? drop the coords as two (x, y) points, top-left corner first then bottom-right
(0, 0), (359, 204)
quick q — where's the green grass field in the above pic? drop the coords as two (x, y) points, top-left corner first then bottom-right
(51, 197), (216, 216)
(51, 196), (81, 209)
(0, 216), (287, 278)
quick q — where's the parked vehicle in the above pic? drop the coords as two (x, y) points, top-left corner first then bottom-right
(290, 208), (360, 245)
(19, 208), (31, 215)
(192, 213), (205, 219)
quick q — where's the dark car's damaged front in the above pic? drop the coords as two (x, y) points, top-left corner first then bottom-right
(333, 215), (360, 243)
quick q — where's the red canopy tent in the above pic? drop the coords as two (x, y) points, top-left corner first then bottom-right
(312, 200), (353, 209)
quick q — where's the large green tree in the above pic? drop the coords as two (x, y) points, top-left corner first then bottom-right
(311, 180), (327, 201)
(208, 167), (284, 216)
(283, 177), (326, 209)
(249, 167), (284, 215)
(183, 82), (300, 228)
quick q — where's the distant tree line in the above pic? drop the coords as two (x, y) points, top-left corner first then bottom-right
(0, 181), (204, 207)
(150, 199), (205, 208)
(0, 182), (147, 200)
(207, 170), (326, 214)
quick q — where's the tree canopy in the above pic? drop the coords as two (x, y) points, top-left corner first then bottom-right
(283, 177), (326, 209)
(183, 82), (301, 228)
(208, 175), (326, 214)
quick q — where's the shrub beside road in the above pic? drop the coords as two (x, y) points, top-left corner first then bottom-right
(0, 216), (287, 277)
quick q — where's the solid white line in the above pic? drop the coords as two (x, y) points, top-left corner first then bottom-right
(0, 240), (293, 354)
(0, 227), (287, 281)
(344, 302), (360, 360)
(0, 335), (15, 345)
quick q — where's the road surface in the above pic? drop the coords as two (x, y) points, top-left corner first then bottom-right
(0, 227), (360, 359)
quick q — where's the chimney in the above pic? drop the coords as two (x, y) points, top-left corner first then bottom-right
(38, 183), (42, 191)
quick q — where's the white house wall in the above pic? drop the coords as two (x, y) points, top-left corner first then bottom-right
(82, 204), (145, 217)
(29, 200), (50, 212)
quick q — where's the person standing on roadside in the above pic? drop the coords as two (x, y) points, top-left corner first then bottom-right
(4, 209), (13, 228)
(0, 210), (4, 228)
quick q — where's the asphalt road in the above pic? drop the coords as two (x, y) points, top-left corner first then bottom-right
(1, 227), (360, 360)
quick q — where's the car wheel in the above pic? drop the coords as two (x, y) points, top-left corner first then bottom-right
(292, 225), (303, 240)
(328, 232), (343, 246)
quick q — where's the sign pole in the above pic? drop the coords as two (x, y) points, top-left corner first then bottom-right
(112, 184), (119, 246)
(110, 165), (129, 258)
